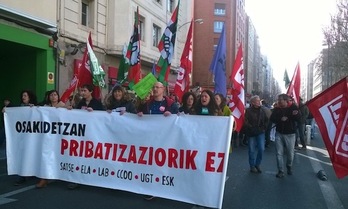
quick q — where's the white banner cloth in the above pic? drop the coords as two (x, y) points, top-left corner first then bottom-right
(4, 107), (233, 208)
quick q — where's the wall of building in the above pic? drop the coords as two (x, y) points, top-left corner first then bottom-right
(0, 0), (56, 26)
(0, 1), (56, 103)
(57, 0), (192, 95)
(193, 0), (234, 88)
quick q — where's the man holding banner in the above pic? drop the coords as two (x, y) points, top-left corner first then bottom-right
(137, 81), (179, 200)
(137, 82), (179, 116)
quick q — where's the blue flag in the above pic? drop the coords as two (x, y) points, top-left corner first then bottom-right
(151, 60), (156, 77)
(209, 25), (226, 97)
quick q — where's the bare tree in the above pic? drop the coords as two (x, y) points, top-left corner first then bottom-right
(320, 0), (348, 87)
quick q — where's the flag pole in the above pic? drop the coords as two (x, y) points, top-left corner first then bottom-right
(71, 79), (80, 107)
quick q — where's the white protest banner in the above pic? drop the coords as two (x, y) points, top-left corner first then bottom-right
(4, 107), (233, 208)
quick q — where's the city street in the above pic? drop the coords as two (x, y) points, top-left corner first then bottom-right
(0, 128), (347, 209)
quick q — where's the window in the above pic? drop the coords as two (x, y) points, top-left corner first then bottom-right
(139, 16), (145, 41)
(167, 0), (174, 12)
(213, 38), (219, 50)
(153, 24), (161, 47)
(155, 0), (161, 4)
(214, 21), (224, 33)
(81, 0), (94, 28)
(81, 2), (88, 26)
(214, 3), (226, 16)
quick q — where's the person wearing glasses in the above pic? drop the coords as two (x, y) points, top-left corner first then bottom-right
(137, 81), (179, 200)
(137, 82), (179, 116)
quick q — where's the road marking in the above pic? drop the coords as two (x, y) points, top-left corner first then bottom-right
(306, 146), (345, 209)
(0, 185), (35, 198)
(0, 198), (16, 205)
(0, 185), (35, 205)
(296, 152), (332, 167)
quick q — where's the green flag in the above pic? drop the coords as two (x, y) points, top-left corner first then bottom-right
(156, 0), (180, 84)
(87, 39), (106, 88)
(284, 69), (290, 89)
(117, 44), (130, 84)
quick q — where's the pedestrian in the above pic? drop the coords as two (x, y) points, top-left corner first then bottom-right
(269, 102), (278, 142)
(295, 97), (309, 150)
(36, 90), (66, 188)
(178, 91), (197, 114)
(137, 81), (179, 200)
(306, 103), (315, 139)
(243, 95), (269, 173)
(270, 94), (301, 178)
(214, 93), (231, 116)
(261, 100), (272, 147)
(104, 85), (136, 114)
(67, 84), (104, 189)
(14, 90), (38, 186)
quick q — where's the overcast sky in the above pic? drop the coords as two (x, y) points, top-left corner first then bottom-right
(245, 0), (337, 88)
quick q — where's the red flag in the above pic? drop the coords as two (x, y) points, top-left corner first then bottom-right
(173, 19), (193, 103)
(307, 76), (348, 179)
(78, 32), (93, 87)
(286, 63), (301, 105)
(60, 75), (78, 103)
(229, 44), (245, 132)
(126, 7), (141, 88)
(60, 33), (101, 101)
(78, 32), (102, 100)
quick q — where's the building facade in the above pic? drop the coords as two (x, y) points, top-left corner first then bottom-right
(192, 0), (246, 92)
(0, 0), (192, 102)
(0, 0), (57, 103)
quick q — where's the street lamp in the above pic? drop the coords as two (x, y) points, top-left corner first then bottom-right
(178, 18), (203, 31)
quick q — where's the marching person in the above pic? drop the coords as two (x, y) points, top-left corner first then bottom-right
(178, 91), (197, 114)
(243, 95), (269, 173)
(14, 90), (38, 186)
(215, 93), (231, 116)
(270, 94), (301, 178)
(67, 84), (104, 189)
(36, 90), (66, 188)
(105, 85), (136, 114)
(137, 81), (179, 200)
(295, 97), (309, 150)
(137, 82), (178, 116)
(194, 90), (222, 116)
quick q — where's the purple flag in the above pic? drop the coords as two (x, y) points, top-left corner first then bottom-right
(209, 25), (226, 96)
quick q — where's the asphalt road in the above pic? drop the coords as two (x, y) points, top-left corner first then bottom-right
(0, 128), (347, 209)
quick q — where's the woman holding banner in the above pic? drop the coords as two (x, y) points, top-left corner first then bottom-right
(104, 85), (136, 114)
(14, 90), (38, 186)
(36, 90), (66, 188)
(194, 90), (222, 116)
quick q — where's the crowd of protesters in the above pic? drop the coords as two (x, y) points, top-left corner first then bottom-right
(1, 81), (314, 197)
